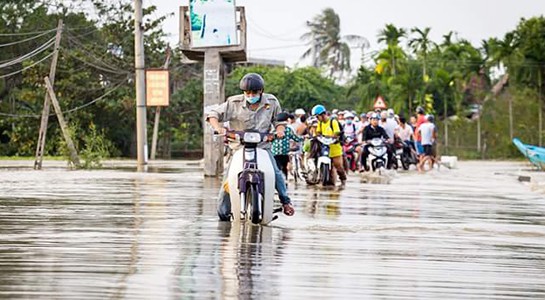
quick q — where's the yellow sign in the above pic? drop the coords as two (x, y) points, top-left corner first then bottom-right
(146, 69), (170, 106)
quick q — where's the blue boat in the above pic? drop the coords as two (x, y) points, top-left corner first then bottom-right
(513, 138), (545, 170)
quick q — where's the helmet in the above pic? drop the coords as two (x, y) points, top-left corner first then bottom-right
(360, 113), (367, 119)
(387, 108), (395, 117)
(338, 110), (346, 115)
(380, 111), (388, 119)
(416, 106), (425, 114)
(276, 112), (289, 122)
(331, 109), (339, 115)
(370, 113), (380, 120)
(239, 73), (264, 91)
(295, 108), (306, 116)
(427, 114), (435, 122)
(344, 112), (355, 119)
(311, 104), (326, 116)
(307, 116), (318, 125)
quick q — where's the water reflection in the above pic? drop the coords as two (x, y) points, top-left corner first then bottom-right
(1, 163), (545, 298)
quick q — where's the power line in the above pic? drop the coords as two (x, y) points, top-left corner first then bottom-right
(65, 31), (128, 66)
(0, 51), (54, 79)
(0, 30), (55, 48)
(0, 79), (128, 118)
(63, 79), (128, 114)
(246, 15), (304, 41)
(249, 43), (307, 52)
(0, 28), (56, 37)
(0, 36), (55, 69)
(64, 51), (131, 75)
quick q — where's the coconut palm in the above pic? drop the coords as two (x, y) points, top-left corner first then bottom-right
(376, 24), (407, 76)
(301, 8), (368, 80)
(377, 23), (407, 47)
(409, 27), (435, 78)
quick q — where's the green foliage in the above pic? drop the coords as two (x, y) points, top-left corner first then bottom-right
(80, 123), (116, 169)
(226, 66), (344, 112)
(2, 5), (545, 161)
(0, 0), (169, 158)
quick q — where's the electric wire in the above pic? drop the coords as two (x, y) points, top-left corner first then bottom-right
(63, 79), (128, 114)
(0, 28), (56, 37)
(0, 78), (128, 118)
(246, 15), (304, 42)
(0, 30), (55, 48)
(0, 51), (55, 79)
(65, 32), (128, 67)
(0, 36), (55, 69)
(64, 51), (132, 75)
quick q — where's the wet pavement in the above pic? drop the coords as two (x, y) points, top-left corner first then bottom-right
(1, 160), (545, 299)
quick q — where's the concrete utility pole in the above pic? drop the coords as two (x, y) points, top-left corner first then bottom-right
(34, 19), (63, 170)
(134, 0), (148, 168)
(44, 77), (80, 167)
(203, 50), (225, 176)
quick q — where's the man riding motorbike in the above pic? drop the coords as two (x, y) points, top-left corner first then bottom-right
(206, 73), (295, 218)
(342, 112), (361, 171)
(312, 104), (347, 186)
(360, 113), (394, 171)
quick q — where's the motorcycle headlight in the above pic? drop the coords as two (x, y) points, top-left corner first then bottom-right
(243, 132), (262, 143)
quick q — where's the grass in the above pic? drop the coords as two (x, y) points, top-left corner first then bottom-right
(0, 156), (67, 161)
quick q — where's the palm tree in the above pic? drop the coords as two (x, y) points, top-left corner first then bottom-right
(301, 8), (368, 80)
(376, 24), (407, 76)
(375, 45), (406, 77)
(409, 27), (435, 78)
(377, 24), (407, 47)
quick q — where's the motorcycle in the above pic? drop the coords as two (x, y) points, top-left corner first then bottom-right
(343, 136), (359, 172)
(304, 135), (336, 186)
(217, 130), (281, 225)
(394, 138), (418, 170)
(288, 145), (305, 183)
(364, 138), (389, 174)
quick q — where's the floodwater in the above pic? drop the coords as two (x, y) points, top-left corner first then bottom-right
(1, 160), (545, 299)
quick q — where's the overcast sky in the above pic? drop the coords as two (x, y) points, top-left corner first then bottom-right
(147, 0), (545, 70)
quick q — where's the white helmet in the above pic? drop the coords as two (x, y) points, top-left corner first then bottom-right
(344, 112), (355, 119)
(295, 108), (306, 116)
(387, 108), (395, 118)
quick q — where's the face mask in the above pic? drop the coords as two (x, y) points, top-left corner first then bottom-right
(245, 95), (261, 104)
(346, 119), (353, 125)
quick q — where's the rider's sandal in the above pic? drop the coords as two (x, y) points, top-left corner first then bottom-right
(282, 203), (295, 216)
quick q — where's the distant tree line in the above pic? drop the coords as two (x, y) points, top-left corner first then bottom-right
(1, 3), (544, 159)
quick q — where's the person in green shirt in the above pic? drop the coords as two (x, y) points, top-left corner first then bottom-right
(272, 112), (303, 180)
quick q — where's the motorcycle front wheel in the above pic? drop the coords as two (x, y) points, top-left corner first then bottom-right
(401, 156), (410, 170)
(248, 184), (262, 224)
(321, 164), (330, 186)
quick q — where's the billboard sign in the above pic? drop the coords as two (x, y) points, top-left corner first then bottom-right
(146, 69), (170, 106)
(189, 0), (238, 48)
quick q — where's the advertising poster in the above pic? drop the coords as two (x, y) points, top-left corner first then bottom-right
(189, 0), (238, 48)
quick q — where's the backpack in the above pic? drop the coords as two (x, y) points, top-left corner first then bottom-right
(326, 118), (348, 144)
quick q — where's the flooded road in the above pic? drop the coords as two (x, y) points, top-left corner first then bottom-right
(1, 160), (545, 299)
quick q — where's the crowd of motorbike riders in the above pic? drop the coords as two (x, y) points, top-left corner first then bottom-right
(208, 73), (438, 218)
(271, 104), (439, 186)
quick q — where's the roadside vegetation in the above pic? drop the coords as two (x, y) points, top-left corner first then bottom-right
(1, 3), (544, 160)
